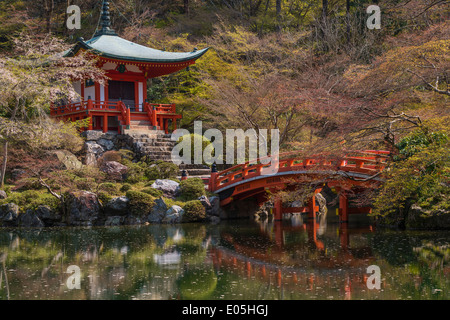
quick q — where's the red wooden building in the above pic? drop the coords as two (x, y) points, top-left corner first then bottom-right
(50, 0), (208, 134)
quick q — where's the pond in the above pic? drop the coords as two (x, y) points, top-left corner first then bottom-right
(0, 214), (449, 300)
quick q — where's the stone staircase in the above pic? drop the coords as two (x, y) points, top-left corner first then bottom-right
(126, 130), (212, 178)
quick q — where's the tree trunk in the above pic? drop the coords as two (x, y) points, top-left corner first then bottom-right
(184, 0), (190, 15)
(346, 0), (351, 44)
(0, 141), (8, 190)
(276, 0), (282, 31)
(45, 0), (54, 34)
(322, 0), (328, 21)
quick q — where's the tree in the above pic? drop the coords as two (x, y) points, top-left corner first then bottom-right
(0, 34), (106, 188)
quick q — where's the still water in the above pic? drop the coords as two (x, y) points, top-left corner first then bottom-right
(0, 214), (449, 300)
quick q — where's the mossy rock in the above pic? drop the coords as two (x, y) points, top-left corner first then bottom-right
(126, 190), (155, 217)
(182, 200), (206, 222)
(179, 178), (206, 201)
(141, 187), (164, 198)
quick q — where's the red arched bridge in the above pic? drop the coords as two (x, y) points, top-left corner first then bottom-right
(205, 150), (390, 222)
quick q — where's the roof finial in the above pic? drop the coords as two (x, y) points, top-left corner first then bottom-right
(94, 0), (117, 37)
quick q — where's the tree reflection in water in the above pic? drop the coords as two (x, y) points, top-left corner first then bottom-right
(0, 217), (449, 300)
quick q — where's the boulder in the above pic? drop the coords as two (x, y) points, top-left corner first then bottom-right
(97, 138), (115, 151)
(406, 204), (450, 229)
(66, 191), (101, 226)
(151, 179), (180, 198)
(84, 141), (105, 166)
(198, 195), (213, 215)
(208, 196), (226, 218)
(18, 210), (45, 228)
(48, 150), (83, 170)
(148, 198), (168, 223)
(99, 161), (128, 181)
(104, 196), (129, 216)
(105, 216), (124, 226)
(0, 203), (19, 226)
(82, 130), (104, 141)
(0, 190), (7, 199)
(163, 205), (184, 224)
(35, 205), (61, 224)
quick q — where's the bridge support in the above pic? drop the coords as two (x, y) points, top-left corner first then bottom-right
(338, 190), (349, 223)
(273, 198), (283, 221)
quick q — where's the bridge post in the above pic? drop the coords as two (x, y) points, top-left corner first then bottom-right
(209, 164), (218, 192)
(273, 198), (283, 221)
(339, 191), (349, 223)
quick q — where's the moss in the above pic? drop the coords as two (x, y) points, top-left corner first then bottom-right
(99, 182), (120, 194)
(0, 190), (60, 211)
(145, 160), (179, 180)
(126, 190), (156, 217)
(120, 183), (132, 193)
(141, 187), (164, 198)
(182, 200), (206, 222)
(179, 178), (206, 201)
(97, 191), (113, 205)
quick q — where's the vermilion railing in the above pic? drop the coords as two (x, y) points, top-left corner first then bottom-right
(50, 100), (179, 132)
(209, 150), (390, 192)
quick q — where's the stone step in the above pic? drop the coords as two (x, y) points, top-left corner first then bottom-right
(141, 146), (172, 153)
(179, 163), (211, 169)
(181, 169), (212, 176)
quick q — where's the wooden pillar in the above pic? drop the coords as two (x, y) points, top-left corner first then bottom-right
(273, 220), (283, 247)
(339, 222), (349, 249)
(152, 106), (157, 128)
(126, 108), (131, 127)
(103, 114), (108, 133)
(164, 118), (169, 134)
(339, 192), (349, 223)
(273, 198), (282, 221)
(87, 115), (93, 131)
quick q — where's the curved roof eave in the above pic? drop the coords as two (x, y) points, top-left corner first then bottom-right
(64, 35), (209, 64)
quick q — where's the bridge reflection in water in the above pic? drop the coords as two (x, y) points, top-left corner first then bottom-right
(210, 215), (377, 300)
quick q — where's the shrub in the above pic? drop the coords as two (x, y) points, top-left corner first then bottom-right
(179, 178), (206, 201)
(182, 200), (206, 222)
(126, 190), (155, 216)
(97, 191), (113, 205)
(141, 187), (164, 198)
(0, 190), (60, 211)
(145, 160), (179, 180)
(120, 183), (132, 192)
(97, 150), (122, 167)
(123, 161), (147, 184)
(98, 182), (120, 194)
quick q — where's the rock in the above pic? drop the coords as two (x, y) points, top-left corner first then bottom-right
(151, 179), (180, 198)
(66, 191), (100, 226)
(48, 150), (83, 170)
(99, 161), (128, 181)
(0, 203), (19, 226)
(97, 138), (115, 151)
(406, 204), (450, 229)
(105, 216), (124, 226)
(35, 205), (61, 224)
(163, 205), (184, 224)
(148, 198), (168, 223)
(123, 216), (145, 225)
(104, 196), (129, 216)
(208, 196), (226, 218)
(0, 190), (7, 199)
(84, 141), (104, 166)
(198, 195), (212, 215)
(208, 215), (221, 224)
(18, 210), (45, 228)
(82, 130), (104, 141)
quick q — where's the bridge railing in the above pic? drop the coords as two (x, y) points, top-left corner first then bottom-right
(210, 150), (390, 192)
